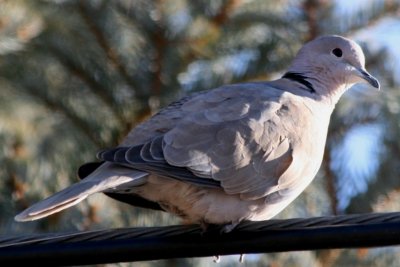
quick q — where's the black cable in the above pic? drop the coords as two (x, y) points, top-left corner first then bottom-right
(1, 212), (400, 266)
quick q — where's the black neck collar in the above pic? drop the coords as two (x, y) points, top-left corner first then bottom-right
(282, 72), (316, 93)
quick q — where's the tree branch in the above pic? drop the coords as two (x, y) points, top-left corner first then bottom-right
(323, 144), (339, 215)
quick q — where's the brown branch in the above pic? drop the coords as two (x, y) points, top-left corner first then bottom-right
(4, 157), (30, 215)
(149, 0), (167, 98)
(323, 143), (339, 215)
(211, 0), (241, 26)
(303, 0), (323, 41)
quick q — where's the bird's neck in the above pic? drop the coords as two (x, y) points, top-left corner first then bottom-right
(309, 76), (349, 105)
(285, 66), (351, 106)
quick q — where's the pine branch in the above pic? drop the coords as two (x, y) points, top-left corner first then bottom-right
(44, 44), (127, 129)
(345, 141), (400, 214)
(78, 0), (139, 93)
(342, 1), (400, 35)
(22, 84), (103, 148)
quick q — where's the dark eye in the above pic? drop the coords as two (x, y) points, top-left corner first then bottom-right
(332, 48), (343, 57)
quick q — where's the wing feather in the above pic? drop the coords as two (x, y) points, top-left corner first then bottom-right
(98, 83), (301, 201)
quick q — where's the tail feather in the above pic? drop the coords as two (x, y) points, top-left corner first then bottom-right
(15, 182), (99, 221)
(15, 163), (148, 222)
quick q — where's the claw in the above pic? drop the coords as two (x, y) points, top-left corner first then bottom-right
(221, 221), (240, 233)
(239, 254), (245, 263)
(213, 255), (220, 263)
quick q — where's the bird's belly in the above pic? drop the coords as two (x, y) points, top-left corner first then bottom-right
(134, 175), (267, 224)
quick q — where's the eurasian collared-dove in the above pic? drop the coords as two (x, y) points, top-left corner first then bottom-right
(15, 35), (380, 230)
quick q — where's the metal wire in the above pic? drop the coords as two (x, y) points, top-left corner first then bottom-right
(1, 212), (400, 266)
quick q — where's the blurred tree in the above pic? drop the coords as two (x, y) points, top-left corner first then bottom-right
(0, 0), (399, 266)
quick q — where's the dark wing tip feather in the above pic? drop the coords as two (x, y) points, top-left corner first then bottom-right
(150, 136), (165, 160)
(114, 147), (130, 163)
(104, 192), (165, 211)
(77, 161), (104, 180)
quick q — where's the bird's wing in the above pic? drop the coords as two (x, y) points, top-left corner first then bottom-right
(100, 82), (301, 200)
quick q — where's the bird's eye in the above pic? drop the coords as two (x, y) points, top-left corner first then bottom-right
(332, 48), (343, 57)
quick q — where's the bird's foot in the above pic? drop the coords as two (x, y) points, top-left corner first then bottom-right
(239, 254), (245, 263)
(213, 255), (220, 263)
(221, 221), (240, 233)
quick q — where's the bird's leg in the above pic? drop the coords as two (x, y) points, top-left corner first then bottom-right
(198, 220), (223, 262)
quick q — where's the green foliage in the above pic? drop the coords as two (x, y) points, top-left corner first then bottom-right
(1, 0), (400, 266)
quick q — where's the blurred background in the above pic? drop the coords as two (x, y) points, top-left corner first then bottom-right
(0, 0), (399, 266)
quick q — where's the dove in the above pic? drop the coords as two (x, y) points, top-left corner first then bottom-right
(15, 35), (380, 231)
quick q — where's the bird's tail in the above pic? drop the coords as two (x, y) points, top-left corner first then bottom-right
(15, 163), (148, 222)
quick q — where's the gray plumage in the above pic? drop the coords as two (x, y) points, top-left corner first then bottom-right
(15, 35), (380, 228)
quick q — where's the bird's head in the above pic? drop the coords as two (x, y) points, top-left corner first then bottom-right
(287, 35), (380, 103)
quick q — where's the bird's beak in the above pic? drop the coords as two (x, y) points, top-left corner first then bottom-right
(357, 68), (380, 90)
